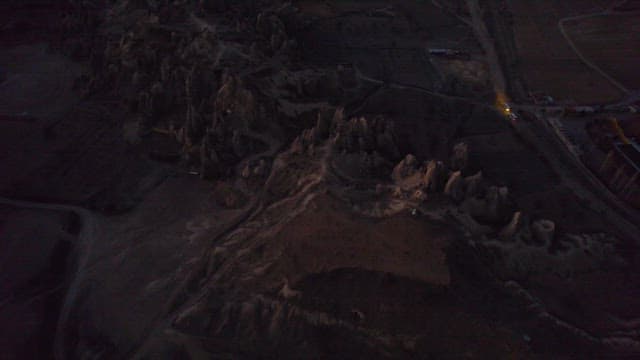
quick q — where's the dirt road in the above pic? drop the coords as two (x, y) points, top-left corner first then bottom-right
(466, 0), (640, 241)
(558, 12), (630, 95)
(0, 196), (99, 360)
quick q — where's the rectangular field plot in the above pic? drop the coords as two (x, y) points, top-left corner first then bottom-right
(564, 13), (640, 91)
(509, 0), (625, 103)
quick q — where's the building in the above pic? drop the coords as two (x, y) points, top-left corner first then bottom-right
(427, 48), (470, 60)
(563, 106), (595, 117)
(529, 91), (554, 105)
(599, 141), (640, 208)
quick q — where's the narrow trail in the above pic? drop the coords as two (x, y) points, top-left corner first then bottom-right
(355, 69), (492, 109)
(125, 197), (260, 360)
(190, 13), (215, 33)
(0, 198), (92, 309)
(235, 129), (282, 177)
(126, 132), (283, 359)
(430, 0), (473, 27)
(128, 136), (338, 359)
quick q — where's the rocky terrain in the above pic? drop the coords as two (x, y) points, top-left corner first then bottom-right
(1, 1), (640, 359)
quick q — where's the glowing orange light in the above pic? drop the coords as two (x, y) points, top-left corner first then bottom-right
(496, 91), (512, 116)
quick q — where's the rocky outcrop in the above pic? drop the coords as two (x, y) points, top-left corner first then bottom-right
(531, 219), (555, 246)
(333, 115), (399, 159)
(331, 114), (400, 177)
(199, 0), (230, 14)
(200, 132), (221, 179)
(444, 171), (464, 202)
(43, 3), (631, 359)
(137, 81), (168, 131)
(289, 107), (398, 159)
(423, 160), (447, 193)
(389, 143), (516, 227)
(191, 74), (261, 175)
(463, 171), (483, 199)
(213, 75), (257, 130)
(450, 142), (468, 171)
(499, 211), (533, 243)
(486, 186), (513, 222)
(448, 208), (493, 236)
(256, 11), (288, 53)
(65, 1), (298, 181)
(392, 154), (418, 182)
(390, 149), (463, 201)
(287, 108), (400, 180)
(461, 186), (513, 224)
(499, 211), (522, 240)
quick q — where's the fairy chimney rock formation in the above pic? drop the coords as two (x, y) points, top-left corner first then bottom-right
(532, 219), (555, 246)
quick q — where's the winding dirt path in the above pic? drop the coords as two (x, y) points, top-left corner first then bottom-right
(355, 68), (492, 108)
(0, 197), (99, 360)
(235, 129), (282, 177)
(558, 11), (631, 95)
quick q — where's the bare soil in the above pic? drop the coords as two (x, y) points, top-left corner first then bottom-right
(275, 194), (452, 286)
(564, 13), (640, 91)
(509, 0), (625, 103)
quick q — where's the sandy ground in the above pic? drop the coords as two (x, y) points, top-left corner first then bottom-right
(275, 194), (452, 286)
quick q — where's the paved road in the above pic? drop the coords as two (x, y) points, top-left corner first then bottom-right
(466, 0), (640, 241)
(614, 90), (640, 107)
(513, 114), (640, 240)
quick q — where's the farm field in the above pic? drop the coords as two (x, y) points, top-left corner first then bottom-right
(509, 0), (624, 104)
(297, 0), (481, 90)
(564, 12), (640, 91)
